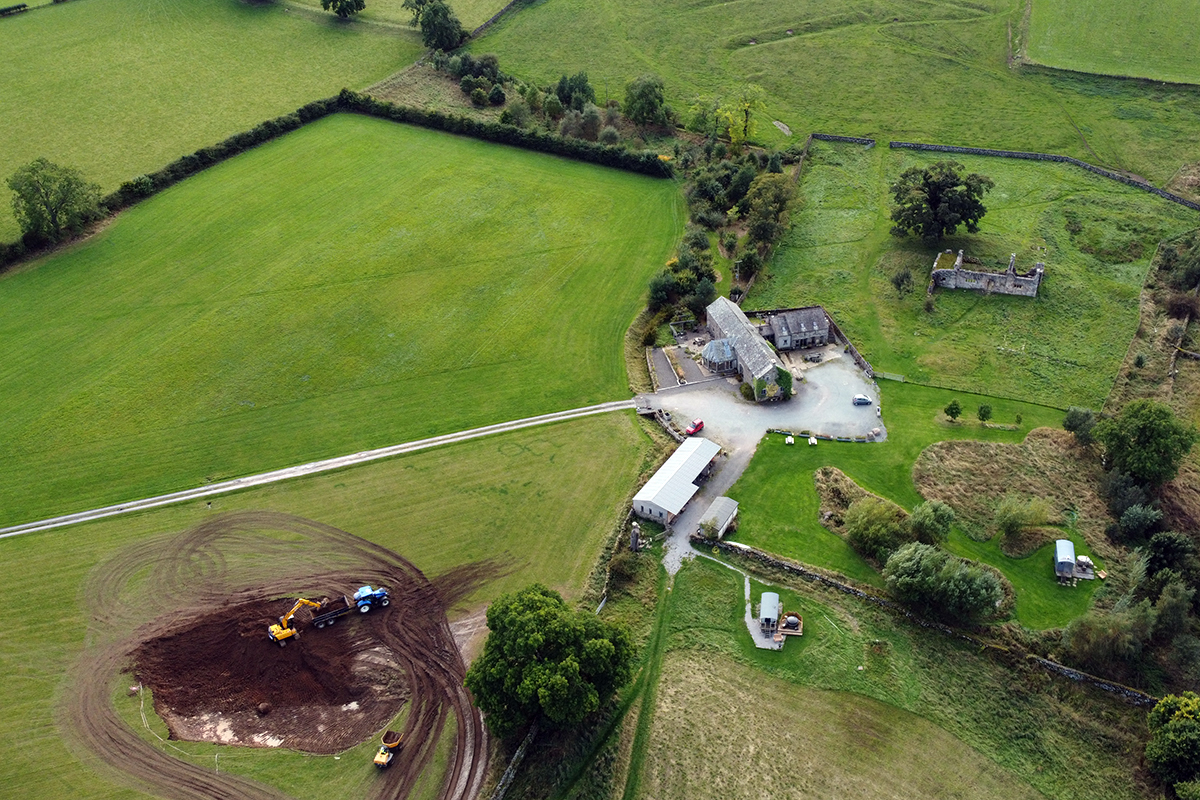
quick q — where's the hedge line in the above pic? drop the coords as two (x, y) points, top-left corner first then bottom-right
(334, 89), (674, 178)
(890, 140), (1200, 212)
(0, 90), (675, 271)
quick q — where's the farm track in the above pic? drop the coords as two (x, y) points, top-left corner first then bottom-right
(0, 400), (636, 539)
(63, 512), (491, 800)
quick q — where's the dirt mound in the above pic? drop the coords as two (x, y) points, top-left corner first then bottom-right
(133, 598), (409, 751)
(63, 511), (491, 800)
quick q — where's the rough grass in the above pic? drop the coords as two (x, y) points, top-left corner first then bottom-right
(1027, 0), (1200, 85)
(725, 380), (1103, 628)
(643, 652), (1047, 800)
(0, 413), (655, 800)
(472, 0), (1200, 185)
(747, 141), (1197, 408)
(659, 557), (1156, 800)
(286, 0), (505, 31)
(0, 0), (421, 239)
(0, 114), (683, 527)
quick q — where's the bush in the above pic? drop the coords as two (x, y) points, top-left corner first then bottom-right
(944, 399), (962, 420)
(1062, 406), (1096, 444)
(607, 549), (639, 587)
(543, 95), (564, 119)
(599, 126), (620, 145)
(488, 84), (506, 106)
(884, 542), (1004, 622)
(682, 228), (710, 253)
(1120, 503), (1163, 541)
(738, 250), (762, 279)
(579, 103), (602, 141)
(907, 500), (955, 545)
(470, 87), (489, 107)
(844, 496), (912, 562)
(1101, 471), (1150, 518)
(891, 268), (914, 297)
(994, 493), (1051, 540)
(1146, 693), (1200, 786)
(1063, 603), (1155, 677)
(977, 404), (992, 422)
(499, 100), (531, 128)
(739, 382), (754, 401)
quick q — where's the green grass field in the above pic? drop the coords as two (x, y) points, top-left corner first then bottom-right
(0, 113), (683, 527)
(644, 558), (1154, 800)
(726, 381), (1102, 628)
(472, 0), (1200, 185)
(0, 412), (654, 799)
(286, 0), (504, 34)
(1028, 0), (1200, 85)
(747, 141), (1197, 408)
(0, 0), (422, 239)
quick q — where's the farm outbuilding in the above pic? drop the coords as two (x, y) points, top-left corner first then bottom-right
(1055, 539), (1076, 579)
(697, 496), (739, 539)
(632, 437), (722, 524)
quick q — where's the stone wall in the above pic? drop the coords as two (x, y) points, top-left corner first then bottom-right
(930, 250), (1043, 297)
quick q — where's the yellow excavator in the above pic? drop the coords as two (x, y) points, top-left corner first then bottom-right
(267, 598), (321, 646)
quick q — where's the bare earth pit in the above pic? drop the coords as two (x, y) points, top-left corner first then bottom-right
(133, 598), (409, 753)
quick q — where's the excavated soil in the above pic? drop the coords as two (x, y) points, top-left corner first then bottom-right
(62, 511), (499, 800)
(133, 599), (410, 752)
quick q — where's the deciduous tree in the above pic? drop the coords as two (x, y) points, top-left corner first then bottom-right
(1096, 399), (1198, 487)
(718, 84), (764, 148)
(416, 0), (465, 50)
(464, 584), (634, 739)
(321, 0), (365, 18)
(8, 158), (101, 243)
(889, 160), (994, 241)
(907, 500), (955, 544)
(624, 74), (667, 128)
(944, 399), (962, 420)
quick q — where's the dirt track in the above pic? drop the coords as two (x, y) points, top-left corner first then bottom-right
(62, 511), (492, 800)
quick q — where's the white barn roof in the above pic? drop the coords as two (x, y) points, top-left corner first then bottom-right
(633, 437), (721, 516)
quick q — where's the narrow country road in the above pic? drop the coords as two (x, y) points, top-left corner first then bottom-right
(0, 400), (635, 539)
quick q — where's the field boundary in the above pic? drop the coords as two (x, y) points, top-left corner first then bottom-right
(890, 140), (1200, 211)
(0, 400), (635, 538)
(694, 534), (1159, 707)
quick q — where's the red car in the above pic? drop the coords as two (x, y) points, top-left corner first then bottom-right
(685, 419), (704, 435)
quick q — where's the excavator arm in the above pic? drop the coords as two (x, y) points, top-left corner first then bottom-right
(267, 598), (321, 643)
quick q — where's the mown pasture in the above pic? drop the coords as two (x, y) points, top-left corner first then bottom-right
(1027, 0), (1200, 85)
(473, 0), (1200, 184)
(0, 114), (683, 527)
(725, 381), (1104, 629)
(0, 413), (655, 800)
(748, 141), (1197, 409)
(0, 0), (421, 239)
(636, 558), (1155, 800)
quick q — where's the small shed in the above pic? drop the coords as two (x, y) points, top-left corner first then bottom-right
(697, 496), (739, 539)
(1054, 539), (1076, 578)
(759, 591), (780, 633)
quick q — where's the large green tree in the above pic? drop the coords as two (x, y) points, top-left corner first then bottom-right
(889, 160), (994, 241)
(883, 543), (1004, 622)
(1096, 399), (1198, 487)
(417, 0), (466, 50)
(8, 158), (101, 243)
(1147, 693), (1200, 787)
(464, 584), (635, 738)
(624, 74), (667, 127)
(320, 0), (365, 18)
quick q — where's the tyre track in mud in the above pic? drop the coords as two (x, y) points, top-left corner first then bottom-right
(63, 511), (491, 800)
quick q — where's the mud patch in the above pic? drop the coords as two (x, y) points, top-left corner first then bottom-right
(134, 599), (409, 752)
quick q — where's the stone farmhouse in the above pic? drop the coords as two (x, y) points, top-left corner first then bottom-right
(700, 298), (834, 401)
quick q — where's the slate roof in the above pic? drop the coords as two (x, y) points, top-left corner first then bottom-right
(632, 437), (722, 516)
(770, 307), (828, 340)
(706, 297), (781, 381)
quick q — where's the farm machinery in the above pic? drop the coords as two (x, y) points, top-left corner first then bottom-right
(266, 586), (390, 645)
(373, 730), (403, 768)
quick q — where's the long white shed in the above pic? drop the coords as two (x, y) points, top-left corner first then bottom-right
(632, 437), (722, 524)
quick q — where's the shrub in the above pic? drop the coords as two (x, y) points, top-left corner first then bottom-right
(994, 493), (1051, 540)
(977, 404), (992, 422)
(1063, 405), (1096, 445)
(737, 250), (762, 279)
(1146, 693), (1200, 786)
(1064, 603), (1155, 677)
(884, 543), (1004, 622)
(944, 399), (962, 420)
(599, 126), (620, 145)
(844, 496), (912, 562)
(693, 208), (726, 230)
(470, 87), (489, 107)
(739, 382), (754, 401)
(1101, 471), (1150, 518)
(608, 549), (639, 587)
(647, 270), (681, 311)
(767, 152), (783, 173)
(1134, 352), (1146, 368)
(682, 228), (710, 253)
(1147, 531), (1198, 576)
(543, 95), (564, 119)
(891, 268), (914, 297)
(499, 100), (531, 128)
(579, 103), (602, 140)
(907, 500), (955, 544)
(1120, 503), (1163, 541)
(488, 84), (506, 106)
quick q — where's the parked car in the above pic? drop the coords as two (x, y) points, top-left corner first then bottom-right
(685, 419), (704, 435)
(852, 394), (873, 406)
